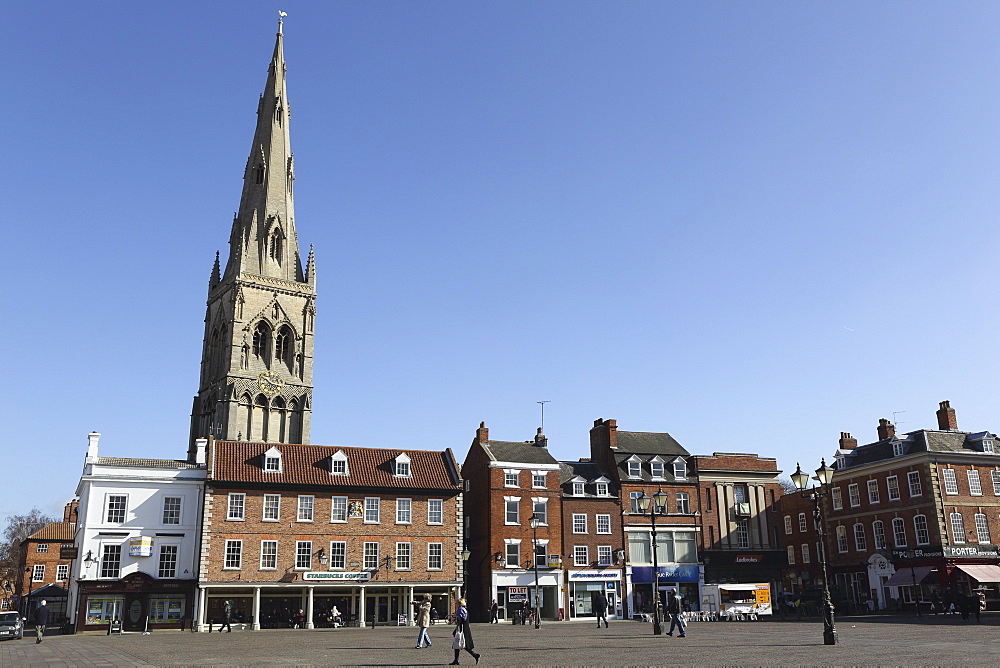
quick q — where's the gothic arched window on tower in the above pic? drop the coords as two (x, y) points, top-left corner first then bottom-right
(275, 326), (293, 371)
(252, 322), (271, 366)
(209, 328), (220, 376)
(254, 164), (264, 185)
(269, 229), (283, 264)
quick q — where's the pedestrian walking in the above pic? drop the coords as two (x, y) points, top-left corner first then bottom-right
(219, 600), (233, 632)
(594, 591), (609, 628)
(293, 609), (305, 628)
(450, 597), (480, 665)
(33, 600), (49, 644)
(665, 589), (686, 638)
(415, 594), (433, 648)
(490, 599), (499, 623)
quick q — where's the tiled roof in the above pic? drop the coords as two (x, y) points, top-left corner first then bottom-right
(210, 441), (461, 490)
(559, 461), (616, 497)
(482, 440), (559, 466)
(96, 457), (200, 469)
(27, 522), (74, 541)
(615, 431), (689, 457)
(841, 429), (996, 469)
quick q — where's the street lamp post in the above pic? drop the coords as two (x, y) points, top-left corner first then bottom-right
(636, 489), (668, 635)
(791, 459), (839, 646)
(461, 547), (471, 599)
(528, 514), (542, 629)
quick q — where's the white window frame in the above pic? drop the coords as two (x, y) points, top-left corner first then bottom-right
(573, 481), (585, 496)
(504, 497), (520, 525)
(950, 513), (966, 544)
(32, 564), (45, 582)
(942, 469), (959, 495)
(867, 480), (880, 504)
(224, 539), (242, 570)
(295, 540), (313, 569)
(158, 544), (179, 578)
(427, 498), (444, 525)
(572, 513), (588, 534)
(396, 542), (412, 570)
(854, 523), (867, 551)
(848, 483), (861, 507)
(907, 471), (922, 497)
(873, 520), (886, 550)
(227, 493), (246, 521)
(263, 493), (281, 521)
(801, 543), (810, 564)
(36, 544), (48, 553)
(893, 441), (904, 457)
(968, 469), (983, 496)
(784, 516), (793, 535)
(574, 545), (589, 566)
(630, 491), (643, 513)
(330, 451), (349, 476)
(649, 459), (665, 479)
(297, 495), (315, 522)
(394, 454), (411, 478)
(798, 513), (807, 532)
(598, 545), (612, 566)
(106, 494), (128, 524)
(330, 496), (348, 523)
(100, 544), (122, 579)
(975, 513), (991, 543)
(596, 514), (612, 534)
(596, 482), (609, 497)
(992, 470), (1000, 496)
(627, 458), (641, 478)
(787, 545), (796, 565)
(887, 475), (900, 501)
(673, 459), (687, 480)
(260, 540), (278, 570)
(364, 497), (380, 524)
(363, 542), (380, 570)
(532, 472), (546, 488)
(836, 525), (848, 553)
(831, 487), (843, 510)
(329, 541), (347, 570)
(396, 498), (412, 524)
(162, 496), (182, 525)
(427, 542), (443, 570)
(505, 540), (521, 568)
(56, 564), (68, 581)
(504, 470), (520, 487)
(264, 454), (281, 472)
(892, 517), (907, 547)
(532, 499), (548, 525)
(676, 492), (690, 514)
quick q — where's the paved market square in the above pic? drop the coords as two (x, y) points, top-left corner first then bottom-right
(3, 614), (1000, 667)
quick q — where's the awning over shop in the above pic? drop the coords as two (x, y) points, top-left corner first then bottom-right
(885, 566), (934, 587)
(954, 564), (1000, 582)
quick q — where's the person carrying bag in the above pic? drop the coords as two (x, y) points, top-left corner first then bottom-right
(449, 598), (480, 665)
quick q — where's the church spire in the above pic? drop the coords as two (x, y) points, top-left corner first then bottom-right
(224, 18), (302, 283)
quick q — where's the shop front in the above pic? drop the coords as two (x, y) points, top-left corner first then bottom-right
(566, 570), (622, 621)
(492, 569), (562, 622)
(885, 544), (1000, 612)
(197, 574), (460, 630)
(628, 564), (700, 616)
(702, 549), (787, 588)
(74, 572), (194, 632)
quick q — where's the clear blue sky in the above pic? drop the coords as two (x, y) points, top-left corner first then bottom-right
(6, 1), (1000, 519)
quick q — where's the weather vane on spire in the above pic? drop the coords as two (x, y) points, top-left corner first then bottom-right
(278, 10), (288, 33)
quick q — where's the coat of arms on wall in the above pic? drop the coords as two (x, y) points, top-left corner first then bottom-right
(348, 501), (363, 518)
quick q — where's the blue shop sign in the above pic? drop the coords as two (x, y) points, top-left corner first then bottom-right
(631, 565), (700, 583)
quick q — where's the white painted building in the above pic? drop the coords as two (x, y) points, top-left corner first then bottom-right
(69, 432), (207, 632)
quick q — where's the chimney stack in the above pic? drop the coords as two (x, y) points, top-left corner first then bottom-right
(838, 432), (858, 450)
(534, 427), (548, 447)
(195, 438), (208, 465)
(476, 422), (489, 445)
(936, 400), (958, 430)
(86, 431), (101, 462)
(63, 500), (79, 524)
(877, 418), (895, 440)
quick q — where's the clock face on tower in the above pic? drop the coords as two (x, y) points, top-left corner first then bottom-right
(257, 371), (284, 397)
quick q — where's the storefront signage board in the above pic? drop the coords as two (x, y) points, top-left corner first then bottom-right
(303, 571), (372, 582)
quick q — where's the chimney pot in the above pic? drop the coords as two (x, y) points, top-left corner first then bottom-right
(838, 432), (858, 450)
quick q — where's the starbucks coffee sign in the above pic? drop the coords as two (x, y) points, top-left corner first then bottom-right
(303, 571), (371, 582)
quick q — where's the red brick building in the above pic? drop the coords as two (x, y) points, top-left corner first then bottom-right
(16, 501), (78, 623)
(198, 440), (464, 630)
(558, 460), (624, 621)
(588, 418), (700, 617)
(809, 402), (1000, 613)
(462, 423), (563, 622)
(693, 453), (786, 597)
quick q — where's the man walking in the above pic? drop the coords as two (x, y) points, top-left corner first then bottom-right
(665, 589), (686, 637)
(594, 591), (609, 628)
(489, 599), (499, 624)
(34, 600), (49, 643)
(220, 600), (233, 633)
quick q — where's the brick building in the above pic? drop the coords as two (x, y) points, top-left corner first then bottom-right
(16, 501), (78, 622)
(693, 453), (786, 594)
(462, 423), (563, 622)
(588, 418), (700, 617)
(198, 439), (464, 630)
(809, 401), (1000, 613)
(558, 460), (624, 621)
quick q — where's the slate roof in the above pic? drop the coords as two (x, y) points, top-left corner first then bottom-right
(96, 457), (200, 469)
(26, 522), (74, 542)
(841, 429), (997, 469)
(481, 440), (559, 466)
(559, 461), (616, 497)
(615, 431), (689, 456)
(210, 441), (462, 490)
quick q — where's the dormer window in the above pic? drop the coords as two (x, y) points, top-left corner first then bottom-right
(263, 447), (282, 473)
(649, 458), (665, 479)
(893, 441), (905, 457)
(573, 482), (585, 496)
(672, 458), (687, 480)
(596, 482), (609, 497)
(394, 453), (412, 478)
(983, 439), (995, 454)
(626, 457), (641, 478)
(330, 450), (349, 476)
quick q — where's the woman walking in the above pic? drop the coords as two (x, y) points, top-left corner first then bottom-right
(450, 598), (480, 665)
(415, 594), (433, 648)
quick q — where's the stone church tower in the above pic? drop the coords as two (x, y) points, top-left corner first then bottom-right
(189, 20), (315, 457)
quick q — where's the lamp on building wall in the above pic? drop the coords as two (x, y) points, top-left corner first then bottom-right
(637, 489), (668, 635)
(528, 514), (542, 629)
(494, 552), (506, 568)
(461, 547), (471, 597)
(791, 460), (838, 645)
(317, 548), (327, 566)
